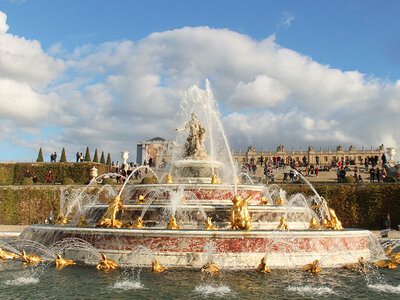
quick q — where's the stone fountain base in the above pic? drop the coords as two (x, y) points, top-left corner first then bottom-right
(20, 225), (375, 269)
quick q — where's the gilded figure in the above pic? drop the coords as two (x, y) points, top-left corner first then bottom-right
(277, 217), (289, 230)
(309, 217), (320, 230)
(152, 258), (167, 273)
(76, 215), (90, 227)
(302, 259), (321, 274)
(230, 194), (252, 231)
(256, 257), (271, 273)
(0, 248), (19, 260)
(20, 249), (44, 264)
(201, 262), (220, 274)
(167, 217), (180, 230)
(98, 195), (126, 228)
(96, 253), (120, 270)
(55, 253), (76, 269)
(205, 217), (218, 230)
(137, 195), (146, 204)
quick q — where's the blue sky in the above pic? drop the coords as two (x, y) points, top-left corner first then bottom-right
(0, 0), (399, 162)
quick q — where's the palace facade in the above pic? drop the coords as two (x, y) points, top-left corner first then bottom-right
(139, 137), (385, 166)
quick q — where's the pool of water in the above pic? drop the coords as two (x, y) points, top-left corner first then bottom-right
(0, 258), (399, 299)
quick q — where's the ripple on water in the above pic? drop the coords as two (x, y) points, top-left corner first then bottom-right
(287, 285), (335, 297)
(111, 280), (144, 291)
(4, 277), (39, 286)
(368, 284), (400, 294)
(194, 284), (232, 297)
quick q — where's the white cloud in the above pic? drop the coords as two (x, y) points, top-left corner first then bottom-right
(279, 12), (295, 29)
(0, 11), (9, 33)
(0, 14), (399, 161)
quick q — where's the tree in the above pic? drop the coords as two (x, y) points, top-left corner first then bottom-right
(93, 148), (99, 163)
(100, 151), (106, 164)
(36, 148), (44, 162)
(106, 153), (111, 165)
(60, 148), (67, 162)
(84, 147), (91, 162)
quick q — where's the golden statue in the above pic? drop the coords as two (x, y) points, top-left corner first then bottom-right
(323, 208), (343, 230)
(97, 195), (126, 228)
(302, 259), (321, 274)
(76, 215), (90, 227)
(230, 194), (252, 231)
(342, 257), (367, 272)
(309, 217), (320, 230)
(277, 197), (286, 206)
(165, 174), (173, 184)
(205, 217), (218, 230)
(256, 257), (271, 274)
(0, 248), (19, 260)
(20, 249), (44, 264)
(130, 217), (144, 229)
(55, 253), (76, 269)
(385, 246), (393, 256)
(167, 217), (180, 229)
(96, 253), (120, 270)
(151, 258), (167, 273)
(260, 196), (269, 206)
(390, 252), (400, 260)
(136, 195), (146, 204)
(201, 262), (220, 274)
(277, 217), (289, 230)
(375, 256), (399, 269)
(211, 174), (221, 184)
(56, 214), (69, 225)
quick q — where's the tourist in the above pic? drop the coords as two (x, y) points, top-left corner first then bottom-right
(358, 174), (363, 183)
(376, 168), (381, 183)
(54, 152), (57, 162)
(47, 210), (54, 224)
(46, 170), (53, 183)
(50, 153), (54, 162)
(80, 153), (84, 162)
(381, 153), (387, 166)
(24, 169), (32, 178)
(76, 152), (80, 162)
(369, 167), (375, 182)
(32, 176), (38, 183)
(315, 167), (319, 177)
(381, 213), (391, 238)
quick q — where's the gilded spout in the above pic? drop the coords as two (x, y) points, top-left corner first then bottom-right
(277, 217), (289, 230)
(205, 217), (218, 230)
(152, 258), (167, 273)
(167, 217), (180, 230)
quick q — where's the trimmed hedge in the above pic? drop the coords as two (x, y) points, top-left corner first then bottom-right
(284, 183), (400, 229)
(0, 162), (109, 185)
(0, 183), (399, 227)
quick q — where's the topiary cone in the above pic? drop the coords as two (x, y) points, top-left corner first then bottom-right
(36, 148), (44, 162)
(84, 147), (91, 162)
(60, 148), (67, 162)
(93, 149), (99, 163)
(100, 152), (106, 164)
(106, 153), (111, 165)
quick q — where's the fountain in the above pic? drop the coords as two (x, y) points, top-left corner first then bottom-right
(19, 80), (385, 269)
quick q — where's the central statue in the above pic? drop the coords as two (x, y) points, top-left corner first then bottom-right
(175, 112), (207, 160)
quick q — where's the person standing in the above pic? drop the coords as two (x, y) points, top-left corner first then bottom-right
(315, 167), (319, 177)
(369, 167), (375, 182)
(376, 168), (381, 183)
(76, 152), (80, 162)
(46, 170), (53, 183)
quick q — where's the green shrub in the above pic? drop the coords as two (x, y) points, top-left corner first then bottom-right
(106, 153), (111, 165)
(21, 178), (33, 185)
(141, 177), (153, 184)
(93, 149), (99, 163)
(100, 152), (106, 164)
(84, 147), (91, 162)
(62, 178), (75, 185)
(36, 148), (44, 162)
(60, 148), (67, 162)
(102, 178), (114, 185)
(343, 176), (356, 183)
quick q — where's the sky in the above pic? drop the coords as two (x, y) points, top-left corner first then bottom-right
(0, 0), (399, 162)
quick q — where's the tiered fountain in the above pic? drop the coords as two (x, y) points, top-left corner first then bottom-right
(20, 80), (384, 269)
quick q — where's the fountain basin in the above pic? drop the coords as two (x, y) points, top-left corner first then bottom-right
(127, 184), (265, 204)
(20, 225), (372, 268)
(84, 204), (312, 230)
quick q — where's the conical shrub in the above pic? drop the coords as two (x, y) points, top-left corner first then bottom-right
(93, 149), (99, 163)
(100, 152), (106, 164)
(36, 148), (44, 162)
(60, 148), (67, 162)
(106, 153), (111, 165)
(84, 147), (91, 162)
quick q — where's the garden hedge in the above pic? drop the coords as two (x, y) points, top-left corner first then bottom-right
(0, 162), (109, 185)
